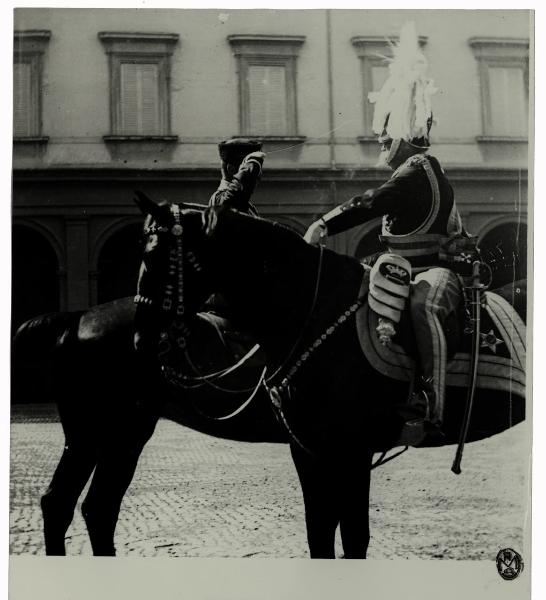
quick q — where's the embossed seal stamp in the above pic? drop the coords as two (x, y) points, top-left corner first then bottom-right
(496, 548), (524, 580)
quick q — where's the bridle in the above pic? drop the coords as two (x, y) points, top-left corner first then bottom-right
(136, 204), (406, 467)
(136, 205), (258, 389)
(135, 204), (327, 412)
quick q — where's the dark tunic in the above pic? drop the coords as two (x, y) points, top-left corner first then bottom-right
(208, 157), (262, 216)
(323, 154), (478, 274)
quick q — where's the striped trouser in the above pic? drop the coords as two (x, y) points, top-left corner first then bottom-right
(410, 268), (462, 424)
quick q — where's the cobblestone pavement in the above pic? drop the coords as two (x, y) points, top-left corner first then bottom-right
(10, 405), (530, 559)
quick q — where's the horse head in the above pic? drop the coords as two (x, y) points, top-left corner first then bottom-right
(133, 191), (211, 356)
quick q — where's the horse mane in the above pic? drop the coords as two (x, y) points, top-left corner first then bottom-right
(208, 207), (314, 260)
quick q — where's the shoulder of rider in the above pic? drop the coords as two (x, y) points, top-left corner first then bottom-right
(391, 153), (430, 179)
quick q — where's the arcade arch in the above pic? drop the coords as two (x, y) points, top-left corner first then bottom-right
(94, 220), (143, 304)
(12, 223), (62, 331)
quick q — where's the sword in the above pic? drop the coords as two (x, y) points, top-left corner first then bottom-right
(451, 261), (484, 475)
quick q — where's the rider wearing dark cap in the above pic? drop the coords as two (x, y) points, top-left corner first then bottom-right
(204, 138), (266, 314)
(209, 138), (265, 215)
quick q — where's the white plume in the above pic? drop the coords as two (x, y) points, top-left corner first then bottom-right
(369, 21), (437, 141)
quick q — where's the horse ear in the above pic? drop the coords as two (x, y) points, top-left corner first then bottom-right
(134, 190), (165, 222)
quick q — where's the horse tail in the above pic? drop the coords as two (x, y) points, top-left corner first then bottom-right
(12, 311), (84, 363)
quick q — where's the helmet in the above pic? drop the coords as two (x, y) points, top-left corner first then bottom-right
(368, 22), (437, 167)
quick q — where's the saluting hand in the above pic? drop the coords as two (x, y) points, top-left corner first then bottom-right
(242, 151), (266, 167)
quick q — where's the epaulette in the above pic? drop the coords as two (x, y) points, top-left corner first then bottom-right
(405, 153), (428, 168)
(392, 153), (429, 179)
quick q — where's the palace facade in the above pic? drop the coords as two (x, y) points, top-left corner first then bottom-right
(12, 8), (531, 330)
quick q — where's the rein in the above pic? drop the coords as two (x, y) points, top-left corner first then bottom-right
(265, 293), (367, 456)
(137, 206), (329, 422)
(138, 205), (409, 468)
(261, 244), (325, 387)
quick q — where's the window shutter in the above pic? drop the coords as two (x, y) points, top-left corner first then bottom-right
(13, 62), (33, 137)
(371, 64), (389, 93)
(248, 65), (287, 135)
(120, 62), (160, 135)
(488, 66), (527, 137)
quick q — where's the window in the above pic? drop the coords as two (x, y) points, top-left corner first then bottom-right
(469, 38), (529, 139)
(228, 35), (305, 138)
(98, 32), (179, 139)
(352, 36), (427, 139)
(13, 30), (50, 140)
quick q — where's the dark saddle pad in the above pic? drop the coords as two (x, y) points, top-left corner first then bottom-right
(355, 274), (526, 445)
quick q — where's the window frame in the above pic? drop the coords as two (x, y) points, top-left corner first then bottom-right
(13, 30), (51, 142)
(98, 32), (179, 141)
(469, 37), (529, 141)
(228, 34), (306, 140)
(351, 35), (428, 140)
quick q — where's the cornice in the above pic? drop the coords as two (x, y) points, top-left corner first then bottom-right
(12, 165), (528, 184)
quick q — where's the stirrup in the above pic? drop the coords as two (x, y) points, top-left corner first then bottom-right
(395, 418), (427, 447)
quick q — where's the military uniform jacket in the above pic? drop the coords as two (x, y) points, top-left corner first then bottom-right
(324, 154), (475, 272)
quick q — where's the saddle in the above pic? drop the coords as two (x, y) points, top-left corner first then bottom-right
(355, 272), (526, 446)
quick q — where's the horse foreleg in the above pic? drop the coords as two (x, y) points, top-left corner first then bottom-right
(41, 443), (98, 556)
(81, 406), (160, 556)
(290, 444), (339, 559)
(338, 452), (373, 559)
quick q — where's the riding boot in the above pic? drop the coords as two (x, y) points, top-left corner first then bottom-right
(394, 388), (428, 447)
(418, 376), (446, 444)
(394, 376), (446, 447)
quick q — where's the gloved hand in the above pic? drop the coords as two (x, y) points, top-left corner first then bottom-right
(242, 151), (266, 167)
(303, 219), (328, 246)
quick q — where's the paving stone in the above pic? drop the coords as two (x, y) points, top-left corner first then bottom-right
(10, 406), (529, 559)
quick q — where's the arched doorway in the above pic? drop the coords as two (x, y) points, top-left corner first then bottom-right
(479, 221), (527, 320)
(12, 224), (61, 404)
(12, 224), (60, 332)
(97, 223), (143, 304)
(479, 221), (527, 290)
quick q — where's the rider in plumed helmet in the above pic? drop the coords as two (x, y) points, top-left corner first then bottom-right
(304, 22), (480, 446)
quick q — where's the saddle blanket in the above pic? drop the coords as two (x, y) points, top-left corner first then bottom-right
(355, 278), (526, 402)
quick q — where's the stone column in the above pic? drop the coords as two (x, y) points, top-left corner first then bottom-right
(65, 217), (90, 310)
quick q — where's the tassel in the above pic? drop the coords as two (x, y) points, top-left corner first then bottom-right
(377, 317), (397, 346)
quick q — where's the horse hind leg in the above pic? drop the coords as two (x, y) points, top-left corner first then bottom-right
(41, 444), (98, 556)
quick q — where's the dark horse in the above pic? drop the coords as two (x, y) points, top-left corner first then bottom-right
(12, 198), (526, 558)
(129, 198), (525, 559)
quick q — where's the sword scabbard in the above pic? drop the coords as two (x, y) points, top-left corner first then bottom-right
(451, 261), (483, 475)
